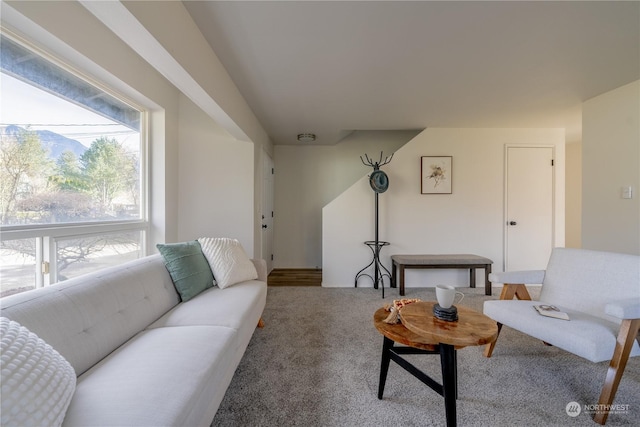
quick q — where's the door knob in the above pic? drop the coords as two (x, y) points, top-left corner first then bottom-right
(508, 221), (517, 226)
(262, 224), (268, 229)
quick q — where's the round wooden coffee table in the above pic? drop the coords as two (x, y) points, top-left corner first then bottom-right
(374, 301), (498, 427)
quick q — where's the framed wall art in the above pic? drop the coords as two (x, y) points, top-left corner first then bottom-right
(421, 156), (452, 194)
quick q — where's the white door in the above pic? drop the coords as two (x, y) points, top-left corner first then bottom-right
(505, 146), (554, 272)
(261, 151), (274, 273)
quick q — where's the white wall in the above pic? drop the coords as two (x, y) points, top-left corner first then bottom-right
(177, 95), (255, 254)
(273, 130), (420, 268)
(108, 0), (274, 257)
(582, 81), (640, 254)
(4, 1), (272, 257)
(122, 0), (270, 147)
(323, 128), (565, 288)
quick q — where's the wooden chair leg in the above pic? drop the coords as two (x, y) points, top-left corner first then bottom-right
(484, 284), (531, 358)
(484, 323), (502, 357)
(593, 319), (640, 425)
(499, 283), (532, 301)
(513, 284), (532, 301)
(499, 284), (516, 300)
(257, 318), (265, 328)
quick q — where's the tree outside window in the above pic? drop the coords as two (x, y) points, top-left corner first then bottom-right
(0, 34), (145, 295)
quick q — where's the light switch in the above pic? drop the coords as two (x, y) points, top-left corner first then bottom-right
(622, 186), (633, 199)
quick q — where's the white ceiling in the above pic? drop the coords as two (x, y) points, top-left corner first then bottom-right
(184, 1), (639, 145)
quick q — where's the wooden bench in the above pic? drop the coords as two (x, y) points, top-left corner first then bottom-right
(391, 254), (493, 296)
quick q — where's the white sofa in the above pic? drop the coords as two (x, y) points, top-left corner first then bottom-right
(484, 248), (640, 424)
(0, 254), (267, 426)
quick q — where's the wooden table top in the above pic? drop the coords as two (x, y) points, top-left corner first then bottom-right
(400, 302), (498, 347)
(373, 307), (439, 351)
(391, 254), (492, 265)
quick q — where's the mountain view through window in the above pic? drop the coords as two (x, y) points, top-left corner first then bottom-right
(1, 34), (145, 297)
(1, 73), (141, 225)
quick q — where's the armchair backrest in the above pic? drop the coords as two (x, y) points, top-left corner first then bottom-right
(539, 248), (640, 323)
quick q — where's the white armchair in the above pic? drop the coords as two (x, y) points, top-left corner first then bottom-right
(483, 248), (640, 425)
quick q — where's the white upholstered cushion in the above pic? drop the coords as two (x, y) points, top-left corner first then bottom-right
(148, 279), (266, 331)
(0, 256), (179, 376)
(147, 279), (267, 360)
(198, 237), (258, 289)
(1, 318), (76, 427)
(62, 326), (237, 427)
(484, 300), (640, 363)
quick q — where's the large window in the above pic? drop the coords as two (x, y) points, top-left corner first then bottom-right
(0, 33), (147, 297)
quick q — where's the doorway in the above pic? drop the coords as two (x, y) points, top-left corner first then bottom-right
(504, 145), (554, 272)
(261, 150), (274, 273)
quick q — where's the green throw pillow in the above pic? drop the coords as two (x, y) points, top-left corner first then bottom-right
(157, 240), (214, 302)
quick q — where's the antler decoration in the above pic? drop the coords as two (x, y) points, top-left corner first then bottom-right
(360, 151), (394, 171)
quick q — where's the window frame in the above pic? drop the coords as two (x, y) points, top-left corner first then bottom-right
(0, 30), (150, 291)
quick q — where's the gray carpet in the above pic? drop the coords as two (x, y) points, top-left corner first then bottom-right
(212, 287), (640, 427)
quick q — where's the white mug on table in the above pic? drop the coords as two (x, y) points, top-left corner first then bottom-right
(436, 285), (464, 309)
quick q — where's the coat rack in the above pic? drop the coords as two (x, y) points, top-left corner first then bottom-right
(354, 152), (393, 297)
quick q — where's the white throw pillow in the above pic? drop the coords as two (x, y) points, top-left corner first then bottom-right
(198, 237), (258, 289)
(1, 317), (76, 427)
